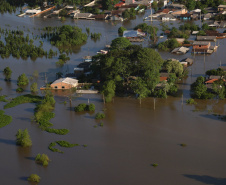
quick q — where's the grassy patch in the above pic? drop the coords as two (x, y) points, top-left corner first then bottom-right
(56, 141), (79, 147)
(48, 142), (63, 153)
(0, 110), (12, 128)
(34, 94), (69, 135)
(48, 141), (80, 153)
(4, 94), (42, 109)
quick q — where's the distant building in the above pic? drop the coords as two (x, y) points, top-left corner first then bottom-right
(218, 5), (226, 11)
(25, 9), (41, 15)
(50, 77), (78, 89)
(171, 46), (189, 54)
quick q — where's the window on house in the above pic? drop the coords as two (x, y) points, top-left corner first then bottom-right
(55, 86), (57, 89)
(62, 86), (65, 89)
(199, 45), (201, 47)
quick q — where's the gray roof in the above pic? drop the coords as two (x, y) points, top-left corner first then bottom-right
(209, 75), (222, 79)
(196, 36), (216, 41)
(171, 46), (189, 54)
(193, 41), (210, 45)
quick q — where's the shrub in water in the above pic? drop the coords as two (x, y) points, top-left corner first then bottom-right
(27, 174), (40, 183)
(86, 103), (95, 111)
(186, 98), (197, 105)
(95, 112), (105, 119)
(16, 129), (32, 147)
(152, 163), (158, 167)
(35, 153), (50, 166)
(74, 103), (87, 112)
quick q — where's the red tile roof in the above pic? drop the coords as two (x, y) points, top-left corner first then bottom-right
(160, 77), (168, 81)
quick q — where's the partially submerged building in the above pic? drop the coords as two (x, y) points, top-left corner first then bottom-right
(50, 77), (78, 89)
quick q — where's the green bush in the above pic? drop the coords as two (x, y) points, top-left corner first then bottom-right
(186, 98), (197, 105)
(16, 129), (32, 147)
(152, 163), (158, 167)
(0, 110), (12, 128)
(86, 103), (95, 111)
(74, 103), (87, 112)
(27, 174), (40, 183)
(16, 87), (24, 93)
(35, 153), (50, 166)
(95, 112), (105, 119)
(17, 73), (29, 86)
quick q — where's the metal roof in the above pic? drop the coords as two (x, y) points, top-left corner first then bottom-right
(52, 77), (78, 85)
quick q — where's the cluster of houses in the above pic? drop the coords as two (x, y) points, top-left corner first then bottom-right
(205, 66), (226, 90)
(71, 0), (148, 21)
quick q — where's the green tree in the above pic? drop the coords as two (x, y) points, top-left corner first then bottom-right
(118, 26), (127, 36)
(131, 77), (150, 104)
(30, 82), (38, 93)
(3, 67), (12, 81)
(165, 60), (183, 77)
(16, 129), (32, 147)
(110, 37), (131, 50)
(151, 1), (158, 12)
(102, 80), (116, 103)
(186, 0), (196, 10)
(17, 73), (29, 86)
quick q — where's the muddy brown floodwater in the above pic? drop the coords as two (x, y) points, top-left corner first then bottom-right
(0, 8), (225, 185)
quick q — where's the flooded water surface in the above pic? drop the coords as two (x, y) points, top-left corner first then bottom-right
(0, 9), (225, 185)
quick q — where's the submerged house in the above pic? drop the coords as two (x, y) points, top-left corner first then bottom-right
(171, 46), (189, 54)
(192, 41), (211, 53)
(196, 36), (217, 42)
(50, 77), (78, 89)
(161, 14), (176, 21)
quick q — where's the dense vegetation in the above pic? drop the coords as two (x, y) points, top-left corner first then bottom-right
(91, 33), (102, 41)
(48, 25), (87, 51)
(0, 29), (49, 60)
(0, 110), (12, 128)
(90, 39), (183, 102)
(0, 95), (8, 102)
(206, 68), (226, 77)
(27, 174), (40, 183)
(34, 93), (69, 135)
(4, 94), (42, 109)
(74, 103), (95, 112)
(16, 129), (32, 147)
(35, 153), (50, 166)
(118, 26), (127, 36)
(158, 38), (181, 51)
